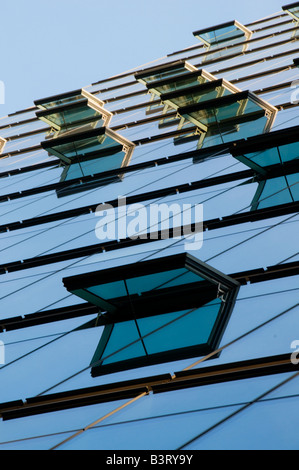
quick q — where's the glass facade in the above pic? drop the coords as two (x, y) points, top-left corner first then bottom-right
(0, 5), (299, 451)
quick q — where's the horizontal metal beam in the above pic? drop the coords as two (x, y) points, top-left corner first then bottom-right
(1, 352), (297, 420)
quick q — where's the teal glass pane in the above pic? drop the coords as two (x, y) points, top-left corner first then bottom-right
(256, 177), (293, 209)
(88, 280), (127, 300)
(278, 141), (299, 163)
(201, 44), (246, 63)
(125, 268), (205, 295)
(286, 173), (299, 201)
(63, 152), (125, 180)
(242, 148), (281, 168)
(86, 268), (205, 300)
(238, 142), (299, 171)
(100, 321), (146, 365)
(138, 300), (221, 354)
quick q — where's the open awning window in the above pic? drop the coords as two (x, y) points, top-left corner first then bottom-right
(177, 90), (278, 145)
(35, 89), (111, 135)
(160, 78), (241, 111)
(63, 253), (240, 376)
(41, 127), (135, 196)
(282, 2), (299, 20)
(231, 125), (299, 174)
(138, 67), (217, 97)
(193, 20), (252, 47)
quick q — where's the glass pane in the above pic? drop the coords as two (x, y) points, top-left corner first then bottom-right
(84, 268), (206, 302)
(93, 299), (222, 372)
(45, 133), (120, 161)
(88, 280), (127, 300)
(139, 300), (221, 354)
(35, 90), (87, 109)
(62, 152), (125, 180)
(186, 394), (299, 450)
(193, 21), (251, 46)
(100, 321), (146, 365)
(279, 141), (299, 163)
(153, 74), (208, 96)
(182, 95), (266, 130)
(39, 103), (104, 130)
(125, 268), (205, 294)
(163, 84), (233, 110)
(201, 44), (248, 63)
(256, 176), (293, 209)
(243, 148), (281, 168)
(58, 405), (242, 450)
(201, 114), (269, 149)
(0, 432), (76, 451)
(286, 173), (299, 200)
(137, 63), (196, 85)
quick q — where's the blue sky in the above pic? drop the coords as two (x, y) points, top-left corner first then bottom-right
(0, 0), (285, 116)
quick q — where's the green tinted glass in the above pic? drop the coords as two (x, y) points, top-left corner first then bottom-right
(42, 104), (104, 130)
